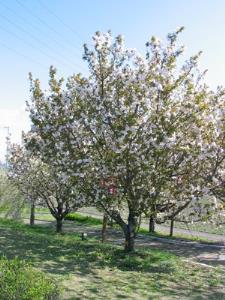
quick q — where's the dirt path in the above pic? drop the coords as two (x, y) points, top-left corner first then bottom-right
(78, 207), (225, 243)
(132, 235), (225, 267)
(150, 224), (225, 243)
(27, 217), (225, 268)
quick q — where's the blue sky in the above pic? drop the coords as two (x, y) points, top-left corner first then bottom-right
(0, 0), (225, 159)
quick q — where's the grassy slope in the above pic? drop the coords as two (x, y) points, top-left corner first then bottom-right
(0, 218), (224, 299)
(13, 206), (225, 236)
(65, 212), (220, 244)
(78, 206), (225, 236)
(5, 206), (222, 245)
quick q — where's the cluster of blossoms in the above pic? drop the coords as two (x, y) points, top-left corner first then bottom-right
(7, 138), (87, 232)
(7, 28), (225, 251)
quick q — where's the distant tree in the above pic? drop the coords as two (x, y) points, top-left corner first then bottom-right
(24, 66), (92, 232)
(151, 86), (225, 235)
(200, 87), (225, 224)
(7, 141), (86, 232)
(0, 167), (24, 219)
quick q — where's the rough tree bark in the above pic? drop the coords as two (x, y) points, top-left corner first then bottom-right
(124, 228), (135, 252)
(56, 217), (63, 233)
(170, 218), (174, 237)
(55, 201), (64, 233)
(100, 204), (138, 253)
(30, 202), (35, 226)
(149, 216), (155, 233)
(123, 212), (138, 252)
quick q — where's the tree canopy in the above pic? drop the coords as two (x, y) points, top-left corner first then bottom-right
(7, 28), (225, 251)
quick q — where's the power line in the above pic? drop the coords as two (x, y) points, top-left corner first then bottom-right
(15, 0), (84, 57)
(0, 21), (87, 75)
(0, 13), (83, 70)
(0, 40), (48, 69)
(0, 23), (73, 70)
(38, 0), (84, 42)
(0, 1), (84, 63)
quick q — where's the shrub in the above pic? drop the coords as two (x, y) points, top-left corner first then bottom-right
(0, 256), (60, 300)
(65, 212), (102, 225)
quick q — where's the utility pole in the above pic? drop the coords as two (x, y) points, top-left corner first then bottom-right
(0, 126), (10, 167)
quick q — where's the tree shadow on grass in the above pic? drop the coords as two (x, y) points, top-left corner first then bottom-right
(0, 224), (176, 277)
(1, 221), (225, 300)
(63, 219), (225, 268)
(27, 217), (225, 268)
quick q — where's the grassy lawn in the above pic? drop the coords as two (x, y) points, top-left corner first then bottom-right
(0, 218), (225, 299)
(78, 206), (225, 236)
(8, 205), (225, 236)
(2, 206), (223, 245)
(65, 212), (222, 244)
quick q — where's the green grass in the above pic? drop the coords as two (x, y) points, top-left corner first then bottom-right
(5, 203), (225, 236)
(0, 256), (59, 300)
(79, 206), (225, 236)
(10, 204), (225, 236)
(65, 212), (103, 225)
(2, 206), (221, 245)
(0, 218), (224, 299)
(65, 212), (219, 244)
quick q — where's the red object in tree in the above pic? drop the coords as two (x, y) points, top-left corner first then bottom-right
(108, 184), (117, 195)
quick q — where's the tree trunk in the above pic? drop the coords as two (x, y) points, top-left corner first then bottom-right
(149, 216), (155, 233)
(56, 218), (63, 233)
(124, 225), (135, 252)
(30, 203), (35, 226)
(101, 213), (108, 243)
(100, 207), (137, 253)
(123, 213), (137, 252)
(170, 219), (174, 237)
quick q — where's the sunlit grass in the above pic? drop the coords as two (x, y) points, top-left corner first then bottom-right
(0, 218), (224, 299)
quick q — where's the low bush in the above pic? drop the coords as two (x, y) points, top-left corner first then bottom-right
(65, 212), (102, 225)
(0, 256), (60, 300)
